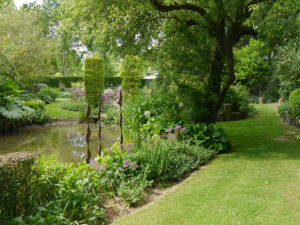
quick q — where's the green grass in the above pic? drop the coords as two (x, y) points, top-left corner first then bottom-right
(45, 98), (80, 118)
(114, 104), (300, 225)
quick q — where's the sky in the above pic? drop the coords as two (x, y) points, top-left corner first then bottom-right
(14, 0), (42, 8)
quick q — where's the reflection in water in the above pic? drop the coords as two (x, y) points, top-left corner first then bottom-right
(0, 123), (119, 162)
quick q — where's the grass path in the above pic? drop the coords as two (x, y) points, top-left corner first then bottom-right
(45, 98), (80, 118)
(114, 104), (300, 225)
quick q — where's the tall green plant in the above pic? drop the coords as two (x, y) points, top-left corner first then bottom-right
(120, 55), (141, 96)
(84, 57), (105, 106)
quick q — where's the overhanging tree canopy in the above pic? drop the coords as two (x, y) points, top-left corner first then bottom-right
(63, 0), (275, 122)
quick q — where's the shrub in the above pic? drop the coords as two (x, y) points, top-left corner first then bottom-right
(84, 57), (105, 106)
(184, 123), (231, 152)
(23, 100), (50, 124)
(0, 152), (38, 223)
(120, 55), (142, 96)
(223, 85), (253, 112)
(278, 102), (293, 118)
(37, 88), (59, 104)
(289, 88), (300, 118)
(123, 90), (180, 138)
(102, 106), (119, 125)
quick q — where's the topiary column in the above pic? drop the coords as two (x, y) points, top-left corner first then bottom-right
(84, 57), (105, 163)
(120, 55), (141, 96)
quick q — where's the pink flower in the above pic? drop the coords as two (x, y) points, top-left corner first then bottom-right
(167, 128), (172, 133)
(182, 128), (187, 132)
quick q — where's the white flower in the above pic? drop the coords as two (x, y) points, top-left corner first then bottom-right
(179, 102), (184, 108)
(144, 110), (151, 117)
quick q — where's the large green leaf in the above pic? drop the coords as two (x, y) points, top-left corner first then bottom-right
(0, 103), (23, 119)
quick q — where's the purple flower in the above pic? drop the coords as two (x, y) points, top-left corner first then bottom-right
(107, 149), (114, 154)
(174, 125), (182, 130)
(182, 128), (187, 133)
(167, 128), (173, 133)
(126, 149), (132, 154)
(123, 160), (130, 167)
(130, 163), (137, 169)
(120, 184), (123, 188)
(120, 143), (125, 149)
(90, 159), (98, 167)
(119, 167), (124, 172)
(127, 143), (133, 150)
(95, 163), (107, 172)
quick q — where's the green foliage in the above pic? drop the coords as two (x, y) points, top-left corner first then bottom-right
(278, 102), (292, 118)
(0, 6), (57, 89)
(184, 123), (231, 152)
(273, 42), (300, 100)
(223, 85), (253, 112)
(105, 76), (122, 88)
(60, 101), (86, 112)
(0, 152), (37, 224)
(120, 55), (141, 96)
(234, 39), (276, 98)
(23, 100), (50, 124)
(0, 103), (23, 120)
(289, 89), (300, 118)
(43, 76), (83, 88)
(84, 57), (105, 106)
(0, 76), (20, 105)
(37, 88), (59, 104)
(102, 106), (119, 125)
(123, 90), (180, 138)
(43, 76), (122, 89)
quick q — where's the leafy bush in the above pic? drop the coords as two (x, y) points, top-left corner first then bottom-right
(223, 85), (253, 112)
(278, 102), (293, 118)
(23, 100), (50, 124)
(274, 42), (300, 100)
(102, 106), (119, 125)
(123, 90), (180, 138)
(0, 152), (38, 224)
(184, 123), (231, 152)
(37, 88), (59, 104)
(289, 88), (300, 118)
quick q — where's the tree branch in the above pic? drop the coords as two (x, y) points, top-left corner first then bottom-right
(149, 0), (215, 28)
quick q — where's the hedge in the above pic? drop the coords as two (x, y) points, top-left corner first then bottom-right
(0, 152), (37, 223)
(43, 76), (122, 89)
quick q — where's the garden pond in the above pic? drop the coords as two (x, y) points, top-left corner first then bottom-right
(0, 122), (119, 162)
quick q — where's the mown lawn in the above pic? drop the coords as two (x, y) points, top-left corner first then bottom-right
(114, 104), (300, 225)
(45, 98), (80, 118)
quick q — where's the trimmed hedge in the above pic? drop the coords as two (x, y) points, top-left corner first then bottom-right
(43, 76), (122, 89)
(0, 152), (37, 223)
(84, 57), (105, 106)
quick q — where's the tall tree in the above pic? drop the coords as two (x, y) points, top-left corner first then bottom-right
(64, 0), (277, 122)
(0, 5), (57, 88)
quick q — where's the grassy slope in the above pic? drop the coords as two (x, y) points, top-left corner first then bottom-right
(45, 98), (80, 118)
(114, 104), (300, 225)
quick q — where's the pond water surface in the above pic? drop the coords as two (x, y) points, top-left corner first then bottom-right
(0, 122), (119, 162)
